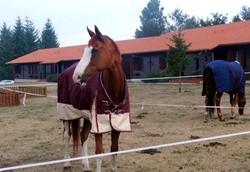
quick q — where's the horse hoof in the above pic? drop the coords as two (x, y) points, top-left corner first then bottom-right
(63, 166), (72, 172)
(219, 119), (225, 122)
(83, 167), (92, 172)
(230, 116), (235, 119)
(83, 166), (92, 172)
(110, 167), (117, 172)
(204, 119), (208, 123)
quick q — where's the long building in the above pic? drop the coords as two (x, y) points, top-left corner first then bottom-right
(6, 20), (250, 82)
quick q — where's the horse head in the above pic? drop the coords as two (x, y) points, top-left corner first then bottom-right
(73, 26), (122, 85)
(238, 93), (246, 115)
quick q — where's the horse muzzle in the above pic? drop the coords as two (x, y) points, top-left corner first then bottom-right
(79, 73), (88, 86)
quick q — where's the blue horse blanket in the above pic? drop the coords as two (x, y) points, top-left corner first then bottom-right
(204, 60), (246, 93)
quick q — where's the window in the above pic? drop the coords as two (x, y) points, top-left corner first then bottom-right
(28, 64), (38, 74)
(227, 49), (245, 68)
(15, 65), (21, 74)
(133, 57), (143, 70)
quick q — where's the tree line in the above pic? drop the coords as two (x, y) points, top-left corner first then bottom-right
(135, 0), (250, 38)
(0, 17), (59, 80)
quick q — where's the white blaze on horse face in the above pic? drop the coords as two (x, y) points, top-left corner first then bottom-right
(73, 46), (93, 83)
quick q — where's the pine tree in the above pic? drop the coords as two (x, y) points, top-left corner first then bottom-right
(167, 8), (200, 31)
(135, 0), (167, 38)
(40, 19), (60, 48)
(165, 31), (191, 92)
(199, 13), (228, 27)
(240, 6), (250, 20)
(24, 17), (40, 52)
(0, 23), (15, 79)
(12, 17), (27, 57)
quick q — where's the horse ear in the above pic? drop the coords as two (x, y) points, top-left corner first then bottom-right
(94, 25), (103, 36)
(94, 25), (104, 42)
(87, 27), (95, 37)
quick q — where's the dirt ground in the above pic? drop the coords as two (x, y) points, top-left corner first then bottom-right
(0, 83), (250, 172)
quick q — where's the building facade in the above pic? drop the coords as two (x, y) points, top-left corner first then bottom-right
(7, 21), (250, 82)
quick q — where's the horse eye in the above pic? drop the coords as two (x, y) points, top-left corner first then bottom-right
(91, 48), (98, 57)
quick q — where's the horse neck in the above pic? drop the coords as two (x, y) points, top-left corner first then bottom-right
(102, 61), (125, 104)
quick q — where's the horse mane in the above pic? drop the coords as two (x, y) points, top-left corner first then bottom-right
(106, 36), (122, 63)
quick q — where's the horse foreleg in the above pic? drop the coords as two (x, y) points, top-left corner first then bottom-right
(81, 139), (91, 172)
(110, 130), (120, 171)
(215, 92), (224, 121)
(95, 134), (104, 172)
(81, 119), (91, 171)
(63, 121), (71, 168)
(229, 93), (237, 119)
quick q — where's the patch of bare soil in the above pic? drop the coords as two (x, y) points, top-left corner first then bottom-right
(0, 83), (250, 172)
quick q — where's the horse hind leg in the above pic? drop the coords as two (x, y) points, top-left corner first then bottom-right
(63, 121), (72, 169)
(203, 69), (215, 123)
(229, 93), (237, 119)
(215, 92), (224, 121)
(81, 119), (91, 171)
(204, 95), (209, 123)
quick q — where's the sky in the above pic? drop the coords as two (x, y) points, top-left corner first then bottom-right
(1, 0), (250, 47)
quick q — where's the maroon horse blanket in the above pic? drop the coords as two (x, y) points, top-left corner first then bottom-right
(57, 63), (90, 120)
(57, 63), (131, 133)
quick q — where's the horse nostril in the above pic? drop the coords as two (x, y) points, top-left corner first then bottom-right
(80, 74), (88, 84)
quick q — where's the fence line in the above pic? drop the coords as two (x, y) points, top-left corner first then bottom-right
(127, 75), (203, 82)
(132, 102), (244, 110)
(0, 86), (48, 106)
(0, 130), (249, 171)
(128, 72), (250, 82)
(2, 86), (47, 97)
(1, 87), (47, 97)
(0, 89), (20, 106)
(1, 86), (245, 110)
(1, 82), (247, 110)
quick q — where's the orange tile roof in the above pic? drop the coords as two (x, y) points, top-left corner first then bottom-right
(7, 45), (85, 64)
(171, 20), (250, 51)
(7, 20), (250, 64)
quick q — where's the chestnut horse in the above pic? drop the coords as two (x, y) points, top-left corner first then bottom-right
(57, 26), (131, 172)
(202, 60), (246, 123)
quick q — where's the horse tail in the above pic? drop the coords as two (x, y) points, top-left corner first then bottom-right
(72, 118), (81, 156)
(203, 68), (216, 114)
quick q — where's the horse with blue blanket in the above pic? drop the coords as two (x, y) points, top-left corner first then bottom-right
(202, 60), (246, 122)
